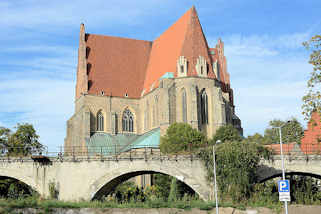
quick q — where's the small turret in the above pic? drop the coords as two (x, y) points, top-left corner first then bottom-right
(75, 23), (88, 100)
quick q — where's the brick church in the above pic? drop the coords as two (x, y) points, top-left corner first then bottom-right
(64, 7), (243, 184)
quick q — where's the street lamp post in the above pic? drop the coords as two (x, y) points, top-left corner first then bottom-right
(276, 121), (290, 214)
(213, 140), (221, 214)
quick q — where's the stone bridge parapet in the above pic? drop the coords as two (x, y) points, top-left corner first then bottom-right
(258, 155), (321, 182)
(0, 154), (209, 201)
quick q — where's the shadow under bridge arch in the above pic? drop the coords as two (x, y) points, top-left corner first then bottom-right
(0, 173), (40, 197)
(89, 164), (210, 201)
(259, 171), (321, 183)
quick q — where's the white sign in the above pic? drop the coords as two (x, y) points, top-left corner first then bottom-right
(278, 180), (291, 202)
(279, 192), (291, 202)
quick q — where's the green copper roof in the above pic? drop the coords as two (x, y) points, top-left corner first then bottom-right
(160, 72), (174, 79)
(86, 128), (160, 156)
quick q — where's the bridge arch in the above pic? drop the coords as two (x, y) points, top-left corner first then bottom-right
(259, 171), (321, 183)
(0, 168), (40, 194)
(88, 163), (209, 201)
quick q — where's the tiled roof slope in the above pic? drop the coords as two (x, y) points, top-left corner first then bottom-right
(81, 6), (228, 99)
(264, 142), (301, 155)
(142, 7), (191, 92)
(180, 7), (214, 78)
(86, 34), (152, 98)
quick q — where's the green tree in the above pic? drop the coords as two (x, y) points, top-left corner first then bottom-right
(244, 133), (267, 144)
(0, 127), (11, 153)
(0, 123), (43, 156)
(152, 174), (195, 200)
(168, 177), (178, 202)
(302, 35), (321, 119)
(211, 124), (242, 144)
(153, 174), (172, 199)
(263, 118), (304, 144)
(160, 123), (206, 153)
(199, 141), (270, 202)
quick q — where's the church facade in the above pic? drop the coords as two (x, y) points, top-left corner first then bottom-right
(64, 7), (242, 158)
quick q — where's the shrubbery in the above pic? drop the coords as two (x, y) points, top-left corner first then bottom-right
(199, 141), (271, 202)
(160, 123), (206, 153)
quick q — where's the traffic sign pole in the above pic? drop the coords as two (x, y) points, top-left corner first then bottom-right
(278, 127), (289, 214)
(278, 180), (290, 202)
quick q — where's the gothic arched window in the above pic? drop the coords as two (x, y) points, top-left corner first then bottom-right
(182, 89), (187, 123)
(122, 108), (134, 132)
(200, 90), (208, 124)
(97, 111), (104, 131)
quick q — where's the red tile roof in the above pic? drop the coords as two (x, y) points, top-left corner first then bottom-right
(86, 35), (152, 98)
(264, 142), (297, 155)
(82, 7), (230, 99)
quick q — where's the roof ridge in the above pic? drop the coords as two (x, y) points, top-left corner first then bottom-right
(87, 33), (152, 43)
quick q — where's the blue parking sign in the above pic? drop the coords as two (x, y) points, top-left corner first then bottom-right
(278, 180), (290, 192)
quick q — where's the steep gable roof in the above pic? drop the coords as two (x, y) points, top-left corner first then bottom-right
(142, 7), (191, 93)
(86, 34), (152, 98)
(143, 6), (214, 93)
(180, 7), (213, 77)
(81, 6), (221, 99)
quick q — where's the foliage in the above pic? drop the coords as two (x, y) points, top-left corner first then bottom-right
(244, 133), (266, 144)
(289, 175), (321, 204)
(0, 123), (43, 156)
(302, 35), (321, 119)
(153, 174), (172, 199)
(152, 174), (195, 201)
(48, 182), (59, 199)
(160, 123), (206, 154)
(199, 141), (271, 202)
(250, 180), (280, 205)
(168, 177), (178, 202)
(262, 118), (304, 144)
(0, 127), (10, 153)
(0, 197), (250, 210)
(0, 178), (34, 199)
(211, 124), (242, 144)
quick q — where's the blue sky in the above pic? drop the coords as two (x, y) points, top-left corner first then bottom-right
(0, 0), (320, 151)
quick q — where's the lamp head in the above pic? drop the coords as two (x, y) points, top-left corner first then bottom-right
(216, 140), (222, 144)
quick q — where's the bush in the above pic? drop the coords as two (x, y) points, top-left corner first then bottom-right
(199, 141), (271, 202)
(160, 123), (207, 154)
(168, 177), (178, 202)
(211, 124), (242, 144)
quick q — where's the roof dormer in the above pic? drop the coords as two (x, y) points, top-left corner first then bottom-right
(177, 56), (188, 77)
(196, 56), (207, 77)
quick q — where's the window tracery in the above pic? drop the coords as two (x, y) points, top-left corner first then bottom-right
(200, 90), (208, 124)
(97, 111), (104, 131)
(122, 108), (134, 132)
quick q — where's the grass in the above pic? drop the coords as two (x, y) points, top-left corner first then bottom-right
(0, 196), (316, 214)
(0, 197), (251, 211)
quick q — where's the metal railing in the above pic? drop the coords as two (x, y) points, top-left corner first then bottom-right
(0, 144), (199, 162)
(1, 143), (321, 162)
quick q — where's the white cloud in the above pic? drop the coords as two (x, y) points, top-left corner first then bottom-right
(0, 0), (173, 29)
(3, 45), (75, 54)
(209, 32), (310, 58)
(0, 78), (74, 150)
(220, 33), (312, 137)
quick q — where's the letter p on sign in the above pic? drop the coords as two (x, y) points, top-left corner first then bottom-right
(278, 180), (290, 192)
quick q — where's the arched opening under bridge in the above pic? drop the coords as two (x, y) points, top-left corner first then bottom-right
(91, 170), (199, 201)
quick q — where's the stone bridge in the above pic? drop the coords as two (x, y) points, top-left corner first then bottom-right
(0, 154), (210, 201)
(0, 153), (321, 201)
(257, 155), (321, 182)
